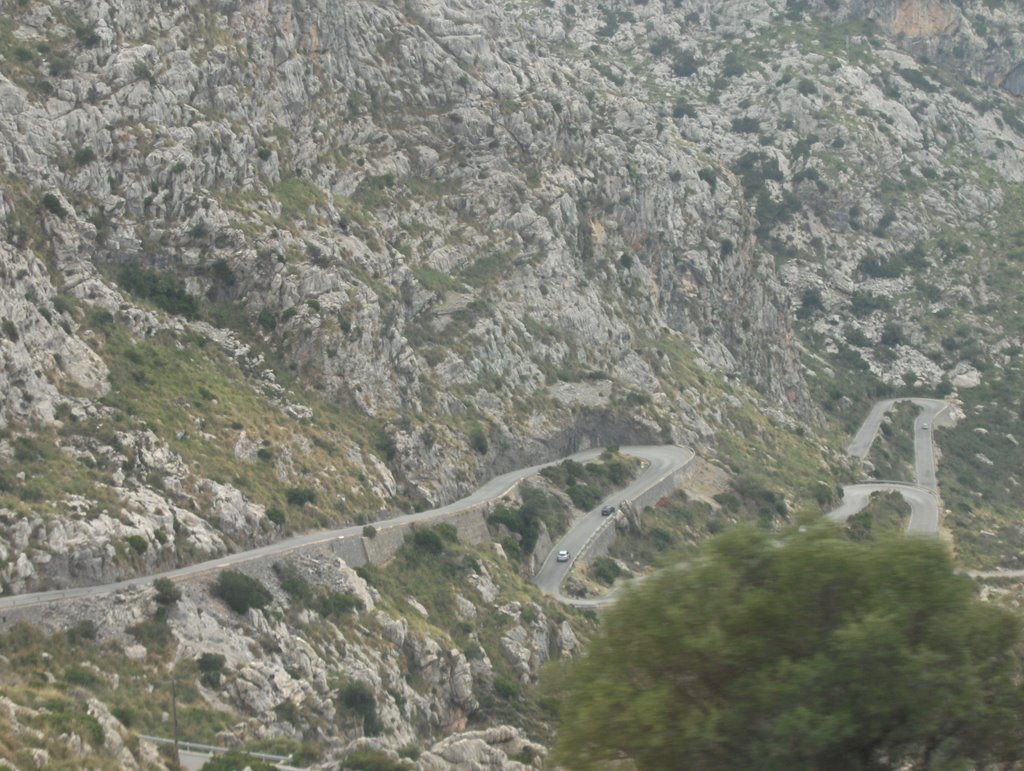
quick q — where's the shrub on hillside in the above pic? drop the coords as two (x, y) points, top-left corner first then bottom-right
(117, 265), (199, 318)
(411, 527), (444, 555)
(338, 680), (381, 736)
(286, 487), (316, 506)
(567, 483), (602, 510)
(591, 557), (623, 585)
(273, 562), (313, 601)
(198, 652), (226, 687)
(153, 578), (181, 606)
(316, 591), (363, 619)
(213, 570), (272, 614)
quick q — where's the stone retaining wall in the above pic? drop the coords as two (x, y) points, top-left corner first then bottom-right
(577, 458), (697, 566)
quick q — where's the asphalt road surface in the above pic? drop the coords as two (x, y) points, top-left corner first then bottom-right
(0, 398), (943, 614)
(532, 445), (694, 601)
(0, 445), (692, 611)
(827, 482), (939, 534)
(830, 398), (950, 535)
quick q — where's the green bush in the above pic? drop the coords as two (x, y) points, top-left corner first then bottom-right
(127, 617), (173, 651)
(672, 98), (696, 119)
(213, 570), (273, 614)
(797, 288), (825, 319)
(117, 265), (199, 318)
(411, 527), (444, 555)
(731, 116), (760, 134)
(66, 620), (98, 644)
(494, 674), (519, 699)
(731, 151), (783, 198)
(434, 523), (459, 543)
(41, 193), (67, 218)
(797, 77), (817, 95)
(198, 652), (226, 687)
(286, 487), (316, 506)
(338, 680), (381, 735)
(567, 483), (602, 510)
(198, 652), (226, 673)
(316, 591), (363, 619)
(266, 506), (285, 526)
(591, 557), (623, 585)
(274, 699), (300, 724)
(2, 319), (19, 342)
(721, 50), (747, 77)
(469, 425), (489, 454)
(153, 578), (182, 606)
(398, 743), (421, 760)
(273, 562), (313, 601)
(850, 291), (891, 317)
(256, 310), (277, 330)
(125, 535), (148, 555)
(64, 665), (100, 686)
(73, 146), (97, 166)
(339, 750), (405, 771)
(111, 705), (136, 728)
(649, 527), (675, 550)
(362, 524), (377, 539)
(671, 49), (702, 77)
(698, 167), (717, 192)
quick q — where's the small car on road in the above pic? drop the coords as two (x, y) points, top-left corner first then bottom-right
(556, 549), (570, 562)
(601, 504), (616, 516)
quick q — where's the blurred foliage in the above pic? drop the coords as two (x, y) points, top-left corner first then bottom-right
(551, 526), (1024, 770)
(845, 491), (910, 542)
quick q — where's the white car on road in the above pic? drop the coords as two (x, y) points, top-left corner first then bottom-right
(556, 550), (570, 562)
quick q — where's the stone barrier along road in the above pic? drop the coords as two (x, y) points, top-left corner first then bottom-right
(532, 446), (695, 601)
(0, 445), (692, 615)
(573, 457), (698, 569)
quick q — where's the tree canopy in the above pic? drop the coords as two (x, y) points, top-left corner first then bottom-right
(552, 526), (1024, 770)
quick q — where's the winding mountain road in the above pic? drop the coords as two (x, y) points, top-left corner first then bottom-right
(0, 395), (947, 615)
(532, 446), (694, 601)
(0, 445), (693, 612)
(828, 398), (950, 534)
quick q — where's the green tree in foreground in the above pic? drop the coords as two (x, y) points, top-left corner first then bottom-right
(552, 526), (1024, 770)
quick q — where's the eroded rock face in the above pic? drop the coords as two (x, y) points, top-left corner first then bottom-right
(0, 0), (841, 599)
(0, 0), (1021, 763)
(815, 0), (1024, 92)
(0, 0), (809, 450)
(16, 554), (573, 765)
(418, 725), (546, 770)
(0, 237), (108, 429)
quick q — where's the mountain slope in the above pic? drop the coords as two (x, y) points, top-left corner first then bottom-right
(0, 0), (1022, 765)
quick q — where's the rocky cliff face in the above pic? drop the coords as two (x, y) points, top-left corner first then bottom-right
(0, 0), (819, 592)
(822, 0), (1024, 94)
(0, 0), (1023, 764)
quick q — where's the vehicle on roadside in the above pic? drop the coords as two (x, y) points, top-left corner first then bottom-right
(557, 549), (570, 562)
(601, 504), (616, 516)
(922, 423), (929, 429)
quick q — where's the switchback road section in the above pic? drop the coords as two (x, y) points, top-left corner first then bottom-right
(532, 445), (694, 602)
(829, 398), (951, 535)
